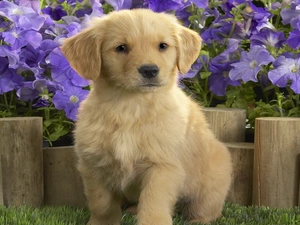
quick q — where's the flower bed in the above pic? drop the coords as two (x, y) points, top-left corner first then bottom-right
(0, 0), (299, 145)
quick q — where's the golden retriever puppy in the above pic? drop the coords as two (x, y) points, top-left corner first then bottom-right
(62, 9), (232, 225)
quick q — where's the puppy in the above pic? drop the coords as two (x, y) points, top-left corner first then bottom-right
(62, 9), (232, 225)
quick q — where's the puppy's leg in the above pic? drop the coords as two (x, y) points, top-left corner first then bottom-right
(137, 164), (184, 225)
(186, 144), (232, 224)
(80, 166), (122, 225)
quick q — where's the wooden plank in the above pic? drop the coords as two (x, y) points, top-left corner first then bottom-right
(203, 108), (246, 142)
(226, 142), (254, 206)
(0, 117), (43, 207)
(299, 154), (300, 206)
(253, 117), (300, 208)
(44, 146), (86, 207)
(0, 154), (3, 205)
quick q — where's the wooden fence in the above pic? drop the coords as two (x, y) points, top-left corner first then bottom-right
(0, 109), (300, 208)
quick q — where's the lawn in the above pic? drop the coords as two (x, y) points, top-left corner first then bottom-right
(1, 203), (300, 225)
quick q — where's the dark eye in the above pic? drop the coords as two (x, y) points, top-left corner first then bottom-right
(115, 44), (128, 52)
(159, 42), (168, 51)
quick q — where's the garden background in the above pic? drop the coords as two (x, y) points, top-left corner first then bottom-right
(1, 0), (300, 224)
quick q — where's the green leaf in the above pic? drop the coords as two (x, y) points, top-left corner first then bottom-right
(200, 71), (212, 79)
(44, 120), (52, 127)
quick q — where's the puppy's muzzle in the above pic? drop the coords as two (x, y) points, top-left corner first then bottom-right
(138, 65), (159, 79)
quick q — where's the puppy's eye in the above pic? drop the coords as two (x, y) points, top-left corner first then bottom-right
(115, 45), (128, 52)
(159, 43), (168, 51)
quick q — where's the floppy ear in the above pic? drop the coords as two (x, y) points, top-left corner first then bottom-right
(176, 26), (202, 74)
(61, 26), (102, 80)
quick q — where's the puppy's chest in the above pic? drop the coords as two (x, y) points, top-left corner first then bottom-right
(85, 116), (153, 188)
(80, 102), (184, 188)
(96, 155), (150, 192)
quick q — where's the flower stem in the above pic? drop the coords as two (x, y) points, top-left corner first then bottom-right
(44, 108), (50, 121)
(3, 93), (10, 113)
(287, 87), (296, 108)
(228, 19), (237, 39)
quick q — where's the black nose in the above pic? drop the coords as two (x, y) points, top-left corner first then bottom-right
(138, 65), (159, 79)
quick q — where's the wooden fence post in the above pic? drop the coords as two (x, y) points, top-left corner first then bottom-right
(0, 154), (3, 205)
(44, 147), (86, 207)
(0, 117), (43, 207)
(202, 108), (246, 142)
(253, 117), (300, 208)
(226, 142), (254, 206)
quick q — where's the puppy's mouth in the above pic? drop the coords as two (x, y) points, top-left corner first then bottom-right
(140, 83), (161, 87)
(138, 82), (162, 92)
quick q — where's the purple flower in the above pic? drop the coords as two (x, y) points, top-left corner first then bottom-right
(201, 20), (245, 43)
(106, 0), (132, 10)
(67, 0), (83, 5)
(52, 83), (89, 120)
(210, 38), (240, 71)
(19, 44), (45, 76)
(18, 0), (40, 13)
(189, 0), (208, 9)
(181, 55), (208, 79)
(50, 19), (82, 42)
(0, 1), (35, 18)
(65, 22), (82, 37)
(131, 0), (147, 8)
(16, 81), (39, 101)
(268, 55), (300, 94)
(33, 79), (59, 93)
(42, 6), (67, 21)
(3, 27), (42, 49)
(0, 58), (24, 94)
(145, 0), (183, 12)
(33, 98), (50, 107)
(17, 79), (61, 104)
(0, 1), (46, 31)
(187, 7), (220, 30)
(49, 47), (90, 87)
(0, 45), (19, 68)
(180, 59), (203, 79)
(89, 0), (104, 15)
(32, 79), (60, 107)
(175, 3), (192, 27)
(209, 71), (240, 96)
(248, 2), (272, 33)
(36, 40), (59, 70)
(209, 39), (241, 96)
(280, 0), (300, 28)
(287, 23), (300, 49)
(250, 29), (286, 48)
(75, 8), (93, 18)
(229, 46), (274, 82)
(0, 15), (13, 30)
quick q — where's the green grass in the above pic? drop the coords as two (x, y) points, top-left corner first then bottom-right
(1, 203), (300, 225)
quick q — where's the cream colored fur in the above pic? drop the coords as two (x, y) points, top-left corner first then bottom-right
(62, 9), (232, 225)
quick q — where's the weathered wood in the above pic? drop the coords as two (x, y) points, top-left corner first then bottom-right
(299, 154), (300, 206)
(44, 146), (86, 207)
(203, 108), (246, 142)
(226, 142), (254, 206)
(0, 117), (43, 207)
(0, 154), (3, 205)
(253, 117), (300, 208)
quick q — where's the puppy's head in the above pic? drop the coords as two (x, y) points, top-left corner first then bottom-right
(62, 9), (201, 92)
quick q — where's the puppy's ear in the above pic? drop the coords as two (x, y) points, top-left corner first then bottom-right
(62, 27), (101, 80)
(176, 26), (202, 74)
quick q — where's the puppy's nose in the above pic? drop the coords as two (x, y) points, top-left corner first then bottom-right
(138, 65), (159, 79)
